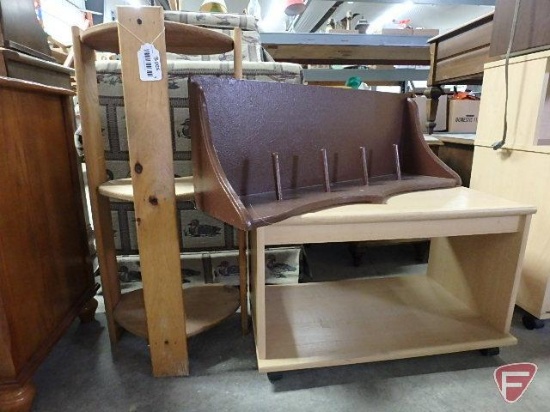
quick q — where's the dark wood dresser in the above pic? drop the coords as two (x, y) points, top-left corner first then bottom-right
(0, 75), (98, 412)
(0, 2), (98, 411)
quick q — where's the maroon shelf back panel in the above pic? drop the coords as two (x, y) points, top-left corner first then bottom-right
(189, 77), (461, 230)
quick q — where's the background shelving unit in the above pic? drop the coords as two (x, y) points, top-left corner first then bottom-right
(260, 32), (432, 87)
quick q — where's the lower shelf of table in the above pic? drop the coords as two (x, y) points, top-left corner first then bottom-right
(256, 274), (516, 373)
(113, 285), (240, 339)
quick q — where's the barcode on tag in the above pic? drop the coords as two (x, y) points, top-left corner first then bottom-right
(138, 43), (162, 81)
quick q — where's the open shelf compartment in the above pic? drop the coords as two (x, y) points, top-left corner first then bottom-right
(258, 275), (515, 373)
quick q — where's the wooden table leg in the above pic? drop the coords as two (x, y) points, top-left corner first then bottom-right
(78, 297), (99, 323)
(424, 86), (444, 135)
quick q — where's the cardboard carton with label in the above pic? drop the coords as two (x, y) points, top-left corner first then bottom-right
(448, 99), (481, 133)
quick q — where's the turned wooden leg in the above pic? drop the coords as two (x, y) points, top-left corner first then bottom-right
(0, 382), (36, 412)
(78, 297), (99, 323)
(423, 86), (444, 135)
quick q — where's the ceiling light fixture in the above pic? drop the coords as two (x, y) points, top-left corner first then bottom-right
(262, 1), (286, 31)
(199, 0), (228, 13)
(284, 0), (306, 16)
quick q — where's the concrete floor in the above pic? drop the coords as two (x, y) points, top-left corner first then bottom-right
(32, 244), (550, 411)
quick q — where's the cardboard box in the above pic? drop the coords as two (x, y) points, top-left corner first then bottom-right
(413, 95), (447, 133)
(447, 100), (481, 133)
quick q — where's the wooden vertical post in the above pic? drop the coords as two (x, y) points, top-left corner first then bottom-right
(71, 26), (122, 344)
(233, 27), (243, 79)
(233, 25), (248, 334)
(116, 6), (188, 377)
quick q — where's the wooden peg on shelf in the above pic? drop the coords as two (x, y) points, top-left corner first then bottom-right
(393, 144), (402, 180)
(272, 152), (283, 201)
(320, 148), (331, 192)
(360, 146), (369, 186)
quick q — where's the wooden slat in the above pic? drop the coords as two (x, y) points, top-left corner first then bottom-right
(71, 26), (122, 344)
(116, 6), (188, 377)
(233, 28), (243, 80)
(232, 27), (246, 333)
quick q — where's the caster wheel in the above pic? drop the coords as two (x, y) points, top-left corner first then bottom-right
(522, 314), (545, 330)
(267, 372), (283, 383)
(480, 347), (500, 356)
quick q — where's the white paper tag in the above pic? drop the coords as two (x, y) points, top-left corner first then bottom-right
(137, 43), (162, 82)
